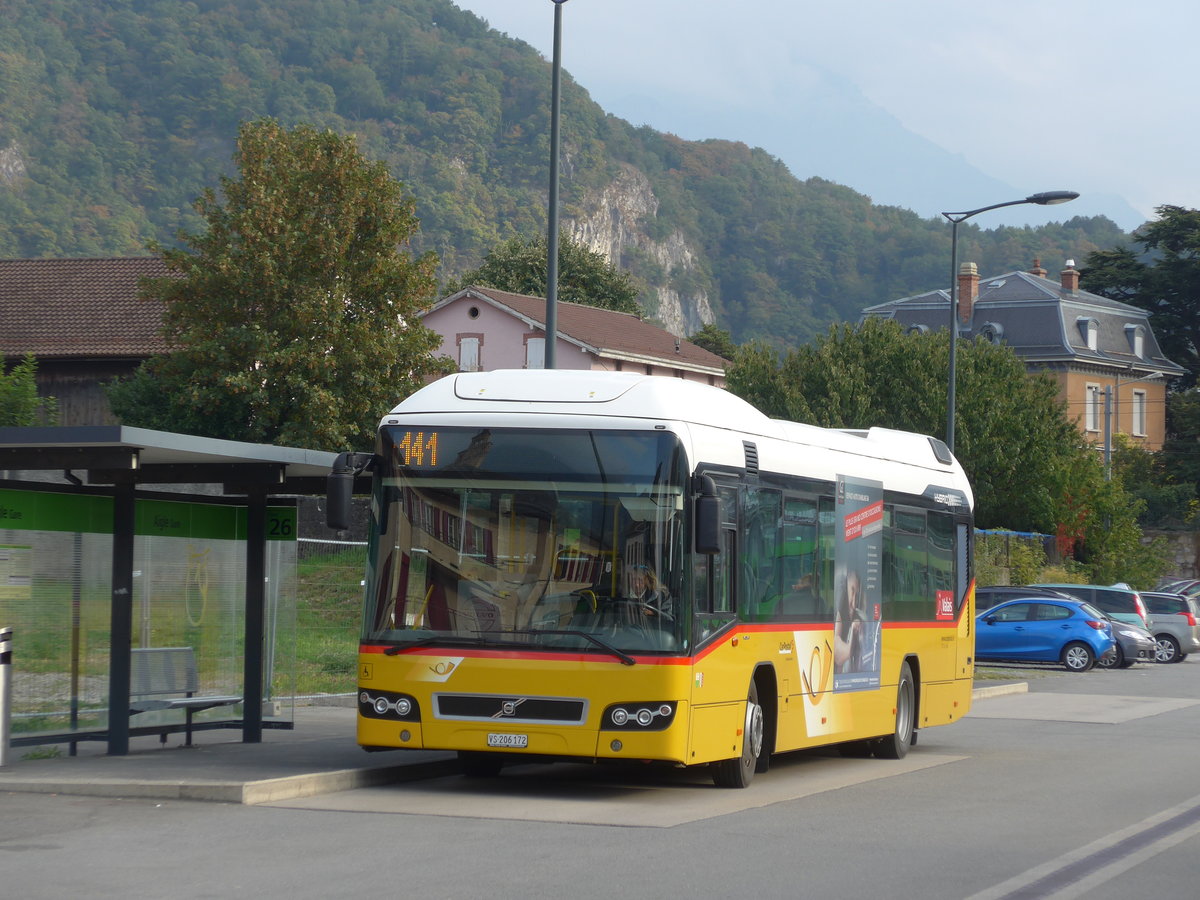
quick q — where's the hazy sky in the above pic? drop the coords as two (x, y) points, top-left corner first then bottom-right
(452, 0), (1197, 226)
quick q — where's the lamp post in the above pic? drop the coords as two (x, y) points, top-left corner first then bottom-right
(544, 0), (569, 369)
(942, 191), (1079, 452)
(1103, 370), (1164, 479)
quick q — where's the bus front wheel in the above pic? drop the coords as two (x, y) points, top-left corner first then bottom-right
(712, 681), (764, 788)
(874, 661), (915, 760)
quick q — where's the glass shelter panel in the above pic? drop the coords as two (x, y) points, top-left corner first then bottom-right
(0, 488), (297, 743)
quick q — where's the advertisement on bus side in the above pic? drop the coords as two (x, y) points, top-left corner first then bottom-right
(834, 475), (883, 692)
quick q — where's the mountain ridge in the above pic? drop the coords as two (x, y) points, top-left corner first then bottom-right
(0, 0), (1129, 346)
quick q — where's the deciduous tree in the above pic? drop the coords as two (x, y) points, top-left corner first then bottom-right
(0, 354), (56, 426)
(108, 119), (451, 450)
(447, 233), (642, 315)
(1082, 204), (1200, 387)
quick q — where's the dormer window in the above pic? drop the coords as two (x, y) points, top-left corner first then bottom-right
(906, 324), (929, 336)
(1125, 324), (1146, 358)
(1077, 317), (1100, 352)
(979, 322), (1004, 345)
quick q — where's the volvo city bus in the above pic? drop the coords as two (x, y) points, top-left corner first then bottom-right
(326, 370), (975, 787)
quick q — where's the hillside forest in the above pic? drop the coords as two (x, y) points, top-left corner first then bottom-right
(0, 0), (1130, 347)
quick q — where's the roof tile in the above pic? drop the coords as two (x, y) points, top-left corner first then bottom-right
(1, 257), (170, 359)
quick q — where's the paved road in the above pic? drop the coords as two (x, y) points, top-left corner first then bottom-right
(4, 661), (1200, 899)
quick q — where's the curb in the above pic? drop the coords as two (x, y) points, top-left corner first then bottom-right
(0, 756), (461, 805)
(972, 681), (1029, 700)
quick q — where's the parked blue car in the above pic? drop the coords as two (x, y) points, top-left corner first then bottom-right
(976, 597), (1116, 672)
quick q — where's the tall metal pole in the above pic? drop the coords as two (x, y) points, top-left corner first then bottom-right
(545, 0), (568, 370)
(946, 220), (960, 452)
(0, 626), (12, 767)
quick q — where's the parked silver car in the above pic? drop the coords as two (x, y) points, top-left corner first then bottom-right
(1095, 616), (1155, 668)
(1141, 591), (1200, 663)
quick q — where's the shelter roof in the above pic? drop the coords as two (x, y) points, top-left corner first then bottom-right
(0, 425), (337, 493)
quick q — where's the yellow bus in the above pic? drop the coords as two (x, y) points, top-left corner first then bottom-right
(326, 370), (975, 787)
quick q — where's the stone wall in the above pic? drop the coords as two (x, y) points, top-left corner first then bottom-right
(1147, 530), (1200, 580)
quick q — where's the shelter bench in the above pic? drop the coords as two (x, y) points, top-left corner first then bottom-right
(129, 647), (241, 746)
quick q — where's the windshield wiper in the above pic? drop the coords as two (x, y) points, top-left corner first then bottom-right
(509, 629), (636, 666)
(383, 630), (636, 665)
(384, 632), (550, 655)
(383, 635), (491, 655)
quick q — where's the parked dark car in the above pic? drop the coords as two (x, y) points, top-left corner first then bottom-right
(1141, 590), (1200, 663)
(976, 598), (1115, 672)
(1034, 583), (1150, 628)
(976, 585), (1075, 612)
(1095, 617), (1155, 668)
(1160, 579), (1200, 599)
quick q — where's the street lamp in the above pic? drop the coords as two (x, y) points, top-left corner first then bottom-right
(942, 191), (1079, 452)
(544, 0), (569, 369)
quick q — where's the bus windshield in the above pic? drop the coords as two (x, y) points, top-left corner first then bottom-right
(362, 426), (691, 655)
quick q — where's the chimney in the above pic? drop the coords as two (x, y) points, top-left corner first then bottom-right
(957, 262), (979, 325)
(1030, 258), (1047, 278)
(1061, 259), (1080, 293)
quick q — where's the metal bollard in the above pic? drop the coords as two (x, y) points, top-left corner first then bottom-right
(0, 627), (11, 767)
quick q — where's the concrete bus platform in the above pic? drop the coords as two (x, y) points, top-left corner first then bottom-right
(0, 683), (1029, 805)
(0, 705), (458, 804)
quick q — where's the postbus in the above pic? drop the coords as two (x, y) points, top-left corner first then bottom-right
(326, 370), (975, 787)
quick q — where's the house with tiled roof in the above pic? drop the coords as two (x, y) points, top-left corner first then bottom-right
(2, 261), (727, 428)
(1, 257), (170, 425)
(862, 260), (1185, 450)
(421, 286), (727, 386)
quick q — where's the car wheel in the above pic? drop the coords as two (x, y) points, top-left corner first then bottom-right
(1096, 644), (1123, 669)
(1062, 641), (1095, 672)
(1155, 634), (1182, 663)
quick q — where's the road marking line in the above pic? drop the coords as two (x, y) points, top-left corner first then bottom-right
(965, 792), (1200, 900)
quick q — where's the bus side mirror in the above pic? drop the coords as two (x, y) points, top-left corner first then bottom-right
(326, 452), (373, 531)
(694, 474), (720, 555)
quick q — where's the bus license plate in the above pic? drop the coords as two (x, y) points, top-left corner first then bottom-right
(487, 733), (528, 749)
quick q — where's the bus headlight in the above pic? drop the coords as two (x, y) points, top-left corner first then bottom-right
(359, 689), (420, 721)
(603, 701), (676, 731)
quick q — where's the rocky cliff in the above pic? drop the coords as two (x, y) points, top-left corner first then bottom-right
(567, 165), (714, 338)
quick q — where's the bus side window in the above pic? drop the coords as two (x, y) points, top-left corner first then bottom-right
(773, 494), (819, 621)
(742, 487), (781, 621)
(928, 511), (955, 608)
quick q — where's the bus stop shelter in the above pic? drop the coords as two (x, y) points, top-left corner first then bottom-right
(0, 425), (337, 755)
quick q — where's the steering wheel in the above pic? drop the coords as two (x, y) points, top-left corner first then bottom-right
(638, 596), (674, 621)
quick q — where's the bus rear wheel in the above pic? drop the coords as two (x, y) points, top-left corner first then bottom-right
(874, 661), (915, 760)
(712, 681), (763, 788)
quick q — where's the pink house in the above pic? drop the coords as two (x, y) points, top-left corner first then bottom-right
(422, 286), (727, 386)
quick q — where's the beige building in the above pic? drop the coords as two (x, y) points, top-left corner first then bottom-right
(862, 260), (1185, 451)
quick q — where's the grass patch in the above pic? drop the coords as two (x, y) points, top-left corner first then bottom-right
(288, 548), (367, 696)
(22, 746), (64, 760)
